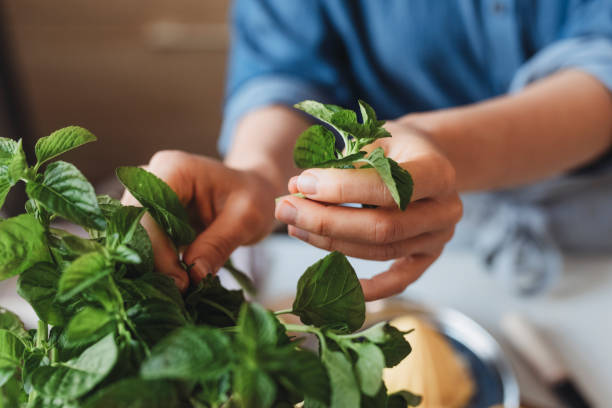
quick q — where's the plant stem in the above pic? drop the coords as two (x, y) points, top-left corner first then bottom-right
(282, 323), (327, 354)
(36, 320), (47, 348)
(274, 309), (293, 316)
(50, 347), (58, 364)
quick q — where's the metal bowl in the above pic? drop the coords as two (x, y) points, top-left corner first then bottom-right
(365, 299), (520, 408)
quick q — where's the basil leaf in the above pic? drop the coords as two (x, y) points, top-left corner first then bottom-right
(236, 303), (278, 348)
(109, 244), (141, 264)
(83, 378), (179, 408)
(35, 126), (96, 166)
(185, 275), (244, 327)
(57, 251), (113, 302)
(234, 366), (276, 408)
(357, 148), (412, 210)
(18, 263), (73, 326)
(349, 342), (385, 397)
(388, 390), (423, 407)
(349, 322), (412, 368)
(64, 307), (115, 348)
(141, 326), (231, 381)
(0, 138), (18, 161)
(105, 206), (145, 248)
(316, 151), (366, 169)
(223, 258), (256, 297)
(266, 347), (330, 405)
(292, 251), (365, 332)
(0, 308), (27, 339)
(30, 334), (118, 399)
(0, 214), (49, 281)
(293, 125), (337, 169)
(126, 299), (187, 347)
(0, 329), (27, 371)
(6, 140), (26, 185)
(26, 161), (106, 230)
(116, 166), (195, 246)
(321, 349), (360, 408)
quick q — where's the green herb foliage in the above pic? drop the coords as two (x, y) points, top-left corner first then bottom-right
(0, 115), (419, 407)
(294, 100), (413, 209)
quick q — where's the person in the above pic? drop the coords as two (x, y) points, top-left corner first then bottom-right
(123, 1), (612, 300)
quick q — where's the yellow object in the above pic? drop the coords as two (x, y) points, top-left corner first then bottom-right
(383, 315), (475, 408)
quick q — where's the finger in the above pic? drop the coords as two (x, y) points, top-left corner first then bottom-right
(288, 176), (299, 194)
(288, 225), (452, 261)
(141, 213), (190, 292)
(293, 154), (454, 205)
(182, 208), (245, 284)
(275, 194), (461, 244)
(360, 254), (439, 301)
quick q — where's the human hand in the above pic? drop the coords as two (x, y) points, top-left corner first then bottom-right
(121, 151), (277, 291)
(275, 121), (462, 301)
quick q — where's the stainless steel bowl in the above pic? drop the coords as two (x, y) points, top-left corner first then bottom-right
(366, 299), (520, 408)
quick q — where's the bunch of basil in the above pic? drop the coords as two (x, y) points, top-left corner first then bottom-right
(0, 104), (420, 407)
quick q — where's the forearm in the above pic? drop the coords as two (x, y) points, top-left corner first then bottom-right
(224, 105), (311, 196)
(402, 70), (612, 191)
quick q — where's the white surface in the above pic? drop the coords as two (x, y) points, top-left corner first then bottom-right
(2, 234), (610, 407)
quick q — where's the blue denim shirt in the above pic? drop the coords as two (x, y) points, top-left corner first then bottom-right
(220, 0), (612, 295)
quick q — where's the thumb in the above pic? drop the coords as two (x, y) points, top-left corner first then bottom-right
(182, 209), (243, 283)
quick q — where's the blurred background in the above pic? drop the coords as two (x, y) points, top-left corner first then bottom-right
(1, 0), (230, 215)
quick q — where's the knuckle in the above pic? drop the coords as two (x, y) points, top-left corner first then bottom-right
(450, 195), (463, 222)
(373, 217), (398, 244)
(149, 149), (186, 167)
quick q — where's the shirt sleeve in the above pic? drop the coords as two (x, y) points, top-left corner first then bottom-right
(509, 0), (612, 93)
(509, 0), (612, 174)
(218, 0), (352, 155)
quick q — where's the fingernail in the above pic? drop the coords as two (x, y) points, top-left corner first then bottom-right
(289, 227), (309, 241)
(297, 173), (317, 194)
(275, 200), (297, 224)
(191, 257), (212, 279)
(288, 176), (298, 192)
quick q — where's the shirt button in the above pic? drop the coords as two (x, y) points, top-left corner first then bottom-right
(493, 1), (506, 14)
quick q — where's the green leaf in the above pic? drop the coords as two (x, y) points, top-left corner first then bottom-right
(185, 275), (244, 327)
(109, 244), (141, 264)
(266, 347), (330, 405)
(387, 390), (422, 407)
(223, 258), (256, 296)
(141, 326), (231, 381)
(234, 366), (276, 408)
(348, 322), (412, 368)
(0, 214), (49, 281)
(0, 138), (18, 161)
(105, 205), (145, 248)
(349, 342), (385, 397)
(321, 349), (361, 408)
(0, 330), (26, 371)
(30, 334), (118, 399)
(18, 263), (73, 326)
(294, 100), (345, 124)
(35, 126), (96, 166)
(64, 307), (115, 348)
(6, 140), (26, 185)
(292, 251), (365, 332)
(316, 151), (366, 169)
(118, 273), (186, 315)
(126, 299), (187, 347)
(0, 309), (27, 338)
(293, 125), (337, 169)
(83, 378), (179, 408)
(116, 166), (195, 246)
(236, 303), (278, 348)
(57, 251), (113, 302)
(26, 161), (106, 230)
(357, 148), (412, 210)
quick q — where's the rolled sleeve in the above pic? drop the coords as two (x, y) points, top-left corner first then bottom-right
(219, 0), (352, 156)
(509, 36), (612, 93)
